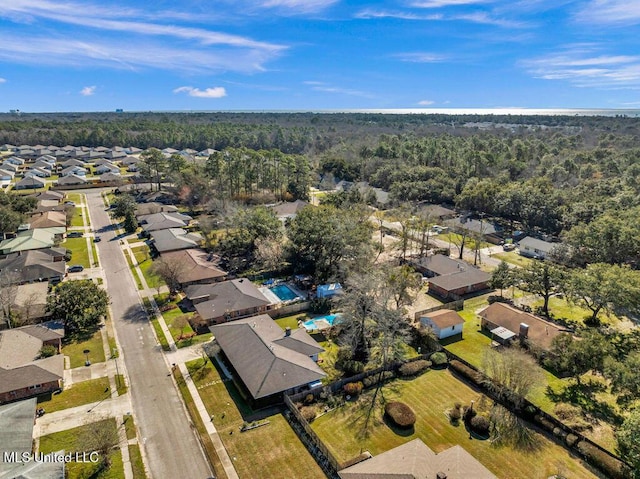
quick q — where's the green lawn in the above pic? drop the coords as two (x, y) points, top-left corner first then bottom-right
(124, 249), (144, 290)
(37, 377), (111, 413)
(128, 444), (148, 479)
(39, 418), (124, 479)
(62, 330), (106, 368)
(274, 313), (308, 331)
(124, 415), (137, 440)
(150, 317), (170, 351)
(132, 246), (164, 289)
(530, 296), (621, 328)
(187, 358), (326, 479)
(154, 293), (209, 348)
(70, 206), (85, 227)
(66, 193), (84, 204)
(313, 369), (599, 479)
(437, 232), (492, 251)
(492, 251), (534, 268)
(91, 240), (99, 266)
(62, 237), (91, 268)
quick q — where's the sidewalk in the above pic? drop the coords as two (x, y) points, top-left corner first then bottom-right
(149, 294), (240, 479)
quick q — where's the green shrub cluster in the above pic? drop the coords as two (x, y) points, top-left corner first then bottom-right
(430, 351), (448, 367)
(362, 371), (395, 388)
(343, 381), (363, 396)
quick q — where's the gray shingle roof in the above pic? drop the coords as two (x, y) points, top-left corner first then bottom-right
(188, 279), (270, 320)
(211, 315), (324, 399)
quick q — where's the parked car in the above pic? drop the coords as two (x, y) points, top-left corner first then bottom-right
(64, 201), (75, 206)
(67, 231), (83, 238)
(68, 265), (84, 272)
(503, 243), (516, 251)
(93, 236), (102, 242)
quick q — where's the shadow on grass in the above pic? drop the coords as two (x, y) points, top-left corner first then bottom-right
(546, 380), (623, 426)
(382, 414), (415, 437)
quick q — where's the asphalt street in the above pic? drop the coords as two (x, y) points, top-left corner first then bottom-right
(84, 189), (212, 479)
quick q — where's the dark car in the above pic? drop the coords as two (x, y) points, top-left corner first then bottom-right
(68, 265), (84, 273)
(67, 231), (83, 238)
(93, 236), (102, 242)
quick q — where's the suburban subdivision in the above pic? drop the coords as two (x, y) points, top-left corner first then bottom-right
(1, 112), (639, 479)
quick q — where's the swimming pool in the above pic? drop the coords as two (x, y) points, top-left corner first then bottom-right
(303, 314), (341, 331)
(270, 284), (299, 302)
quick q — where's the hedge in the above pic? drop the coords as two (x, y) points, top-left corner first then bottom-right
(385, 401), (416, 428)
(449, 360), (484, 386)
(399, 360), (431, 377)
(576, 441), (630, 479)
(470, 414), (491, 436)
(362, 371), (395, 388)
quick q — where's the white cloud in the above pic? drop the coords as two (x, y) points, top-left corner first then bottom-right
(575, 0), (640, 25)
(307, 82), (374, 98)
(355, 9), (442, 20)
(411, 0), (492, 8)
(259, 0), (338, 13)
(418, 100), (435, 105)
(395, 52), (447, 63)
(0, 0), (286, 73)
(173, 86), (227, 98)
(522, 46), (640, 88)
(80, 85), (96, 96)
(0, 77), (5, 83)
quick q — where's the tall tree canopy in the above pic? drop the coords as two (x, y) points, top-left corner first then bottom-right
(47, 280), (109, 335)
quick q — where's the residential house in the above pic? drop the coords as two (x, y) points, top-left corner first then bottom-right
(0, 249), (66, 284)
(159, 249), (227, 286)
(29, 211), (67, 229)
(0, 228), (64, 254)
(0, 283), (50, 326)
(186, 278), (271, 324)
(25, 167), (51, 178)
(211, 314), (325, 406)
(0, 397), (65, 477)
(0, 322), (65, 403)
(57, 174), (87, 186)
(139, 212), (192, 232)
(36, 154), (56, 164)
(269, 200), (310, 222)
(197, 148), (217, 157)
(61, 158), (85, 168)
(0, 144), (16, 152)
(410, 254), (491, 300)
(417, 202), (457, 221)
(0, 162), (19, 173)
(135, 202), (179, 217)
(32, 159), (54, 171)
(338, 438), (496, 479)
(0, 168), (15, 182)
(478, 302), (571, 350)
(30, 190), (64, 202)
(420, 309), (465, 340)
(33, 200), (67, 213)
(95, 162), (119, 175)
(105, 150), (126, 160)
(517, 236), (557, 260)
(150, 228), (202, 253)
(5, 156), (25, 166)
(444, 216), (504, 244)
(14, 176), (45, 190)
(60, 165), (87, 177)
(100, 172), (123, 183)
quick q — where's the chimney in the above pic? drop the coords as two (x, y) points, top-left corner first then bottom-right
(519, 323), (529, 338)
(285, 327), (291, 337)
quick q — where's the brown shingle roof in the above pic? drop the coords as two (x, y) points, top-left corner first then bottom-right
(479, 302), (570, 350)
(338, 439), (496, 479)
(422, 309), (464, 329)
(159, 249), (227, 284)
(188, 279), (270, 321)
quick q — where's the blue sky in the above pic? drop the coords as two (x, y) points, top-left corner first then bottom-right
(0, 0), (639, 112)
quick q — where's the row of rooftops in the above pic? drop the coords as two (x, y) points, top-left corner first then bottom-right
(1, 144), (218, 159)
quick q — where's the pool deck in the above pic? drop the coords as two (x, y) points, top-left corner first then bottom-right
(259, 282), (307, 305)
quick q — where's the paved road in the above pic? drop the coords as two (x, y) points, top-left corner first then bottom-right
(83, 189), (212, 479)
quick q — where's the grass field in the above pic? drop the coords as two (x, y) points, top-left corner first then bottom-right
(37, 377), (111, 413)
(62, 330), (106, 368)
(39, 418), (124, 479)
(492, 251), (534, 268)
(312, 369), (599, 479)
(70, 206), (85, 227)
(124, 249), (144, 290)
(132, 245), (164, 289)
(187, 358), (326, 479)
(128, 444), (148, 479)
(530, 296), (622, 328)
(150, 317), (170, 351)
(62, 236), (91, 268)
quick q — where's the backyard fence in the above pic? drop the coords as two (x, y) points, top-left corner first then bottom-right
(442, 349), (632, 479)
(283, 394), (341, 478)
(413, 299), (465, 321)
(267, 301), (311, 318)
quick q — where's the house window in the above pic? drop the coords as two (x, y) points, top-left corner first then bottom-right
(452, 326), (455, 330)
(29, 384), (42, 390)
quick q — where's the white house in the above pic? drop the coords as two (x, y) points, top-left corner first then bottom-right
(25, 167), (51, 178)
(95, 163), (119, 175)
(518, 237), (557, 260)
(60, 165), (87, 177)
(420, 309), (465, 340)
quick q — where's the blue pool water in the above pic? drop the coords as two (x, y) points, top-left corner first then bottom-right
(303, 314), (341, 331)
(270, 284), (299, 301)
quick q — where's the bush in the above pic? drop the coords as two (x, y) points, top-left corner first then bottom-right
(160, 303), (178, 312)
(533, 414), (556, 433)
(342, 360), (365, 376)
(304, 394), (315, 405)
(449, 360), (484, 386)
(449, 404), (462, 422)
(565, 434), (580, 447)
(576, 441), (628, 479)
(300, 406), (317, 423)
(470, 415), (491, 436)
(385, 401), (416, 428)
(343, 382), (363, 396)
(40, 344), (58, 358)
(430, 352), (448, 367)
(463, 405), (477, 422)
(362, 371), (395, 388)
(399, 360), (431, 377)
